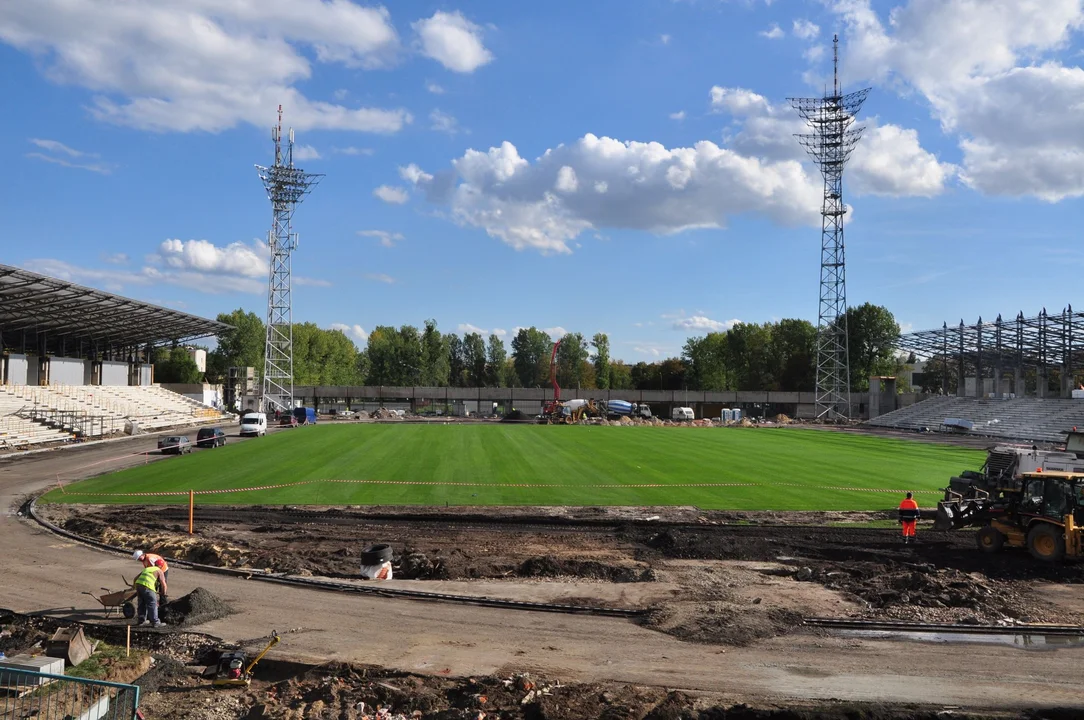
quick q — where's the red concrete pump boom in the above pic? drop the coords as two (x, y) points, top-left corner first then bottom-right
(550, 339), (562, 403)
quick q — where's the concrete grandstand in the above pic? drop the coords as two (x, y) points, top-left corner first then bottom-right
(0, 264), (232, 449)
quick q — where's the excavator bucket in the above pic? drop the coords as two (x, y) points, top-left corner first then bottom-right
(934, 502), (958, 531)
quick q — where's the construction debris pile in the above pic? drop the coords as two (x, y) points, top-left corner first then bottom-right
(160, 587), (235, 627)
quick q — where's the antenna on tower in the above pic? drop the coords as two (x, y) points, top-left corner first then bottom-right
(788, 36), (871, 421)
(833, 33), (839, 98)
(255, 107), (323, 415)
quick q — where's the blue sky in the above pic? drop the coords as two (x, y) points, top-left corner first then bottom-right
(3, 0), (1084, 361)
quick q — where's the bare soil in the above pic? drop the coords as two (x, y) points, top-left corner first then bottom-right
(40, 505), (1084, 646)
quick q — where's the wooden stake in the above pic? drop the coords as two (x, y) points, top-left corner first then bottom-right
(188, 490), (194, 535)
(57, 474), (65, 494)
(126, 624), (131, 657)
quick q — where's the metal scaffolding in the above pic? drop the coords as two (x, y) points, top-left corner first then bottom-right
(789, 35), (870, 420)
(900, 306), (1084, 398)
(255, 106), (322, 414)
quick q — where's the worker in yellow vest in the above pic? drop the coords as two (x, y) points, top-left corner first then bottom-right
(133, 550), (169, 603)
(132, 564), (167, 627)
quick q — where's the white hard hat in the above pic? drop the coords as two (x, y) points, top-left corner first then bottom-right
(132, 550), (144, 560)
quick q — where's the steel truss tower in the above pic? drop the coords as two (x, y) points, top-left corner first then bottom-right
(789, 35), (870, 421)
(256, 106), (322, 414)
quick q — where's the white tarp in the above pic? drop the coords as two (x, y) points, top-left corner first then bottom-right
(359, 562), (393, 580)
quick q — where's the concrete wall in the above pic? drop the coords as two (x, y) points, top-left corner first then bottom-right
(281, 386), (884, 420)
(160, 383), (223, 408)
(6, 354), (28, 385)
(49, 357), (86, 386)
(100, 360), (129, 386)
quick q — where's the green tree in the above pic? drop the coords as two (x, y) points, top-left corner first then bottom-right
(844, 303), (900, 391)
(631, 361), (660, 390)
(591, 333), (611, 389)
(726, 323), (774, 390)
(609, 360), (633, 389)
(659, 357), (687, 391)
(207, 308), (264, 383)
(486, 334), (508, 387)
(420, 319), (450, 386)
(769, 319), (816, 391)
(463, 332), (487, 386)
(153, 346), (203, 383)
(511, 327), (552, 387)
(292, 323), (360, 385)
(556, 332), (589, 389)
(446, 333), (466, 387)
(682, 333), (730, 390)
(365, 325), (422, 385)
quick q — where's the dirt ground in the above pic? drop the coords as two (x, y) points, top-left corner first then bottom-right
(42, 504), (1084, 646)
(0, 612), (1055, 720)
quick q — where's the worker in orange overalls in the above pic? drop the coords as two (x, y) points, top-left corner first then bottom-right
(898, 492), (920, 544)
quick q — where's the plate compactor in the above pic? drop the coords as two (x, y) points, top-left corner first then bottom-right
(209, 631), (279, 688)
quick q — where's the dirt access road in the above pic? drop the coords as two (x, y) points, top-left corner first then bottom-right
(2, 433), (1084, 713)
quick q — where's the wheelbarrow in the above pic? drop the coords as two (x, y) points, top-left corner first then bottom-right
(83, 576), (136, 619)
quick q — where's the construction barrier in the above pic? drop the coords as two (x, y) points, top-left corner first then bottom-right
(0, 667), (140, 719)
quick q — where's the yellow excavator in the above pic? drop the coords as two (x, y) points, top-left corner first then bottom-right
(935, 433), (1084, 561)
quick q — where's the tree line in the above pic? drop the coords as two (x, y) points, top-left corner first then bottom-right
(157, 303), (905, 393)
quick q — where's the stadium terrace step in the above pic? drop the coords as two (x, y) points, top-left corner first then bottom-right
(866, 396), (1084, 443)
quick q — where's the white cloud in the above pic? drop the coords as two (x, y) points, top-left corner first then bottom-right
(710, 85), (955, 195)
(660, 34), (672, 45)
(399, 163), (433, 184)
(29, 138), (89, 157)
(849, 124), (956, 197)
(833, 0), (1084, 200)
(412, 11), (493, 73)
(330, 323), (368, 346)
(27, 138), (112, 173)
(292, 144), (321, 161)
(332, 88), (349, 101)
(102, 252), (128, 265)
(364, 273), (396, 284)
(155, 238), (266, 277)
(672, 316), (740, 332)
(426, 81), (445, 94)
(430, 108), (459, 134)
(544, 326), (568, 339)
(760, 24), (784, 40)
(26, 152), (113, 174)
(0, 0), (411, 133)
(635, 346), (663, 357)
(373, 185), (410, 204)
(554, 165), (579, 193)
(402, 134), (823, 254)
(669, 110), (686, 121)
(357, 230), (404, 248)
(334, 146), (374, 156)
(491, 328), (507, 337)
(792, 19), (820, 40)
(457, 323), (488, 335)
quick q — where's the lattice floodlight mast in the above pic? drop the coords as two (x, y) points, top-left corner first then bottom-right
(256, 105), (322, 414)
(788, 35), (870, 421)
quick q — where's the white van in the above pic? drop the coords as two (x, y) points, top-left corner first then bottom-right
(672, 406), (695, 421)
(239, 412), (267, 437)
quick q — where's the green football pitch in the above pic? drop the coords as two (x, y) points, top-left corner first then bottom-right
(42, 424), (983, 511)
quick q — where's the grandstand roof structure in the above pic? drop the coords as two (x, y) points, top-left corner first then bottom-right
(900, 306), (1083, 371)
(0, 264), (230, 352)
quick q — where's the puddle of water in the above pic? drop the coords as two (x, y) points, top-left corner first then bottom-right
(838, 629), (1084, 650)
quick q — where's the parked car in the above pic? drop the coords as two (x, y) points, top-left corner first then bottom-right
(158, 435), (192, 454)
(196, 427), (226, 448)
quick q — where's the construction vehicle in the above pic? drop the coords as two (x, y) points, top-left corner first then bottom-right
(209, 631), (279, 688)
(605, 399), (652, 420)
(540, 340), (568, 423)
(934, 430), (1084, 561)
